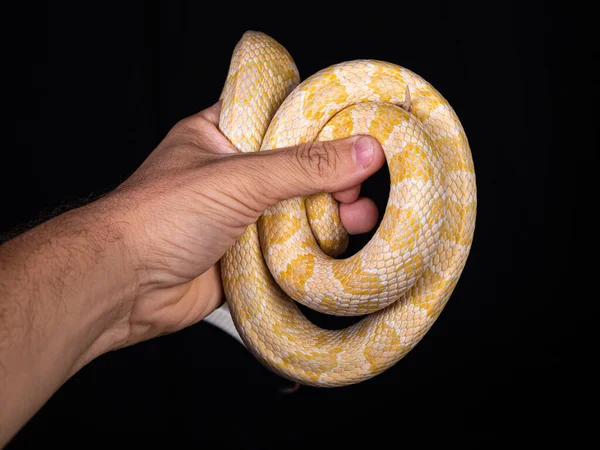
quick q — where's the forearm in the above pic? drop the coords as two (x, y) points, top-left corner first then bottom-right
(0, 196), (139, 445)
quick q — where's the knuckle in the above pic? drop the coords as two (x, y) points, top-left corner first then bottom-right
(294, 141), (337, 178)
(170, 117), (196, 136)
(174, 115), (208, 133)
(169, 115), (210, 141)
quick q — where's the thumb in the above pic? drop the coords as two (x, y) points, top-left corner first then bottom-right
(236, 135), (385, 205)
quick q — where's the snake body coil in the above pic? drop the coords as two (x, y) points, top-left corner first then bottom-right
(218, 31), (476, 387)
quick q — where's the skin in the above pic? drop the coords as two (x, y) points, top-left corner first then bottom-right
(0, 101), (384, 445)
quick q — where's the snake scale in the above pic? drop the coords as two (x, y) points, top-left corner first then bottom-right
(217, 31), (476, 387)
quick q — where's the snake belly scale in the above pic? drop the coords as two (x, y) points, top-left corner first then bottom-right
(218, 31), (476, 387)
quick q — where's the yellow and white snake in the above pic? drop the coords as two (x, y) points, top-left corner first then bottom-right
(207, 31), (476, 387)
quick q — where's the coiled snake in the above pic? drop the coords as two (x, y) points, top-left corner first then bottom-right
(215, 31), (476, 387)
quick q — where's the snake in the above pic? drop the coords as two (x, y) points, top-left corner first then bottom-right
(213, 31), (476, 387)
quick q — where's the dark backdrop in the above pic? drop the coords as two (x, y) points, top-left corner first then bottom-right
(0, 1), (585, 447)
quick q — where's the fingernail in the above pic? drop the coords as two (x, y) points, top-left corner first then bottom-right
(352, 136), (374, 168)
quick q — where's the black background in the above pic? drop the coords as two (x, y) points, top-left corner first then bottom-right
(0, 1), (586, 447)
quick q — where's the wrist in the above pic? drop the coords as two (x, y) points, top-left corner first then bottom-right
(63, 193), (144, 365)
(2, 194), (141, 371)
(0, 195), (142, 442)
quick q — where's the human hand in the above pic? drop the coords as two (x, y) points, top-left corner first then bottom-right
(0, 100), (385, 443)
(100, 101), (385, 354)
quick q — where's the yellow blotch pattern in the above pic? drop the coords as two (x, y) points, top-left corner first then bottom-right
(357, 301), (380, 314)
(332, 255), (384, 296)
(437, 132), (471, 172)
(305, 193), (347, 257)
(323, 108), (355, 140)
(368, 65), (406, 101)
(379, 204), (421, 252)
(280, 253), (316, 294)
(260, 213), (301, 245)
(412, 87), (443, 120)
(320, 294), (338, 310)
(272, 322), (294, 342)
(441, 200), (476, 245)
(301, 71), (348, 121)
(305, 194), (329, 219)
(313, 331), (330, 348)
(409, 270), (446, 314)
(278, 348), (343, 381)
(363, 322), (403, 372)
(389, 142), (433, 185)
(428, 197), (445, 229)
(227, 271), (265, 323)
(369, 106), (404, 143)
